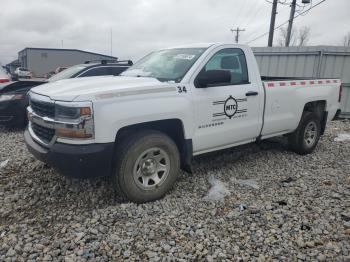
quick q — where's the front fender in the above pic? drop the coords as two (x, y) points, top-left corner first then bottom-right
(93, 95), (194, 143)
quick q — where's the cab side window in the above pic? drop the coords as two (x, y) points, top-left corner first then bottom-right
(203, 48), (249, 85)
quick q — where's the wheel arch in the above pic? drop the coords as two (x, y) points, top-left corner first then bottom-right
(115, 119), (193, 173)
(303, 100), (328, 135)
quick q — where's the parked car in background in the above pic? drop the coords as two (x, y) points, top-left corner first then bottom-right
(0, 80), (46, 127)
(48, 59), (133, 82)
(15, 67), (31, 79)
(0, 59), (132, 127)
(0, 67), (10, 84)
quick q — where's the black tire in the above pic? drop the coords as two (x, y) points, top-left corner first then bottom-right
(288, 111), (321, 155)
(113, 130), (180, 203)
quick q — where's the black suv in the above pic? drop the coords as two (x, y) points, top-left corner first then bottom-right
(48, 60), (133, 82)
(0, 60), (133, 127)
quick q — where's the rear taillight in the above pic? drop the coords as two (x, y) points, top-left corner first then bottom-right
(0, 79), (10, 83)
(338, 84), (343, 103)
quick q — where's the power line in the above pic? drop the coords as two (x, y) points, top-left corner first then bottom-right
(246, 0), (326, 45)
(242, 2), (268, 35)
(231, 0), (249, 32)
(265, 0), (290, 5)
(243, 2), (274, 41)
(298, 0), (313, 16)
(246, 19), (290, 45)
(239, 0), (264, 28)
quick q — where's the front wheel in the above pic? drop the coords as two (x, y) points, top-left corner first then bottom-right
(288, 111), (321, 155)
(113, 130), (180, 203)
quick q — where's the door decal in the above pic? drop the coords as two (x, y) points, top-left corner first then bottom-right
(213, 96), (247, 119)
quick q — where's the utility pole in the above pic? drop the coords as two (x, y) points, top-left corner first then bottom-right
(268, 0), (278, 47)
(231, 27), (245, 43)
(286, 0), (297, 47)
(110, 28), (113, 56)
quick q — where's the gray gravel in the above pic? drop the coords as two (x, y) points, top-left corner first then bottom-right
(1, 120), (350, 261)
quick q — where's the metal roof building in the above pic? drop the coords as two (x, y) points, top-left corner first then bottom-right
(5, 59), (21, 74)
(253, 46), (350, 118)
(18, 48), (117, 77)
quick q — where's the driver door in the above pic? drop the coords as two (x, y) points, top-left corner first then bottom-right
(191, 47), (262, 153)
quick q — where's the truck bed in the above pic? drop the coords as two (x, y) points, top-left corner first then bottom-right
(262, 78), (340, 88)
(260, 77), (341, 139)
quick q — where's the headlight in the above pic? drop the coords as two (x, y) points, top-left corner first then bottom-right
(0, 94), (24, 102)
(54, 101), (94, 139)
(55, 104), (87, 119)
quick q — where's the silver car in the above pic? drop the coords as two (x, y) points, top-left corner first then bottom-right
(15, 67), (31, 79)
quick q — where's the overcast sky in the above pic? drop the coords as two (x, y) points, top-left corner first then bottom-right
(1, 0), (349, 65)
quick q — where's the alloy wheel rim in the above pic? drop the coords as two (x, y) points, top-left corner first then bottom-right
(304, 121), (317, 147)
(133, 147), (170, 190)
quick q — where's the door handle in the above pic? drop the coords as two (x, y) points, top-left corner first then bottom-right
(246, 91), (258, 97)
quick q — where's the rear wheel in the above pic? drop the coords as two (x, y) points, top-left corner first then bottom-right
(113, 130), (180, 203)
(288, 111), (321, 155)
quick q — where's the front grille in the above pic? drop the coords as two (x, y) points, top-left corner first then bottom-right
(31, 100), (55, 118)
(31, 122), (55, 144)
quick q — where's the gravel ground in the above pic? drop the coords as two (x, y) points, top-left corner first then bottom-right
(0, 120), (349, 261)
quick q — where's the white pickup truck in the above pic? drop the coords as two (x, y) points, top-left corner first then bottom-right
(24, 43), (342, 203)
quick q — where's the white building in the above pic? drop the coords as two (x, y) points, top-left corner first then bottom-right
(18, 47), (117, 77)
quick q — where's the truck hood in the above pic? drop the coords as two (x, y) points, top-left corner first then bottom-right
(30, 76), (170, 101)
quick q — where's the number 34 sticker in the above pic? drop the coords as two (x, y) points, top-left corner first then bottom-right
(177, 86), (187, 93)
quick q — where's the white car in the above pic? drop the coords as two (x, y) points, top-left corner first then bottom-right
(15, 67), (31, 79)
(25, 43), (342, 203)
(0, 67), (10, 84)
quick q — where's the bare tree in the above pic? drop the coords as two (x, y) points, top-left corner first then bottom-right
(277, 26), (311, 47)
(277, 27), (296, 47)
(298, 26), (311, 46)
(343, 32), (350, 46)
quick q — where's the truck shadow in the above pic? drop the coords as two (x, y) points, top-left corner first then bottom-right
(191, 137), (289, 175)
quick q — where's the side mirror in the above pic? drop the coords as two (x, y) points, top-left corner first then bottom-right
(195, 70), (231, 88)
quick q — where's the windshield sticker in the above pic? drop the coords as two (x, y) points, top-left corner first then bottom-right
(212, 96), (247, 120)
(174, 54), (196, 60)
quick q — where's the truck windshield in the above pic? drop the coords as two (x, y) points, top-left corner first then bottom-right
(121, 48), (207, 82)
(49, 65), (87, 82)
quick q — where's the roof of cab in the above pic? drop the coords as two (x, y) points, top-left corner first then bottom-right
(165, 43), (249, 50)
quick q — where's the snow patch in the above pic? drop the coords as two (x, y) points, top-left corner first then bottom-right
(334, 133), (350, 142)
(204, 176), (231, 201)
(233, 178), (260, 189)
(0, 159), (10, 169)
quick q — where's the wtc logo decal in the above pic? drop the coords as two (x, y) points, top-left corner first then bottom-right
(224, 96), (238, 119)
(212, 96), (247, 119)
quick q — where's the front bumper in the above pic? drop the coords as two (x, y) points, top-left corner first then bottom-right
(24, 129), (115, 178)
